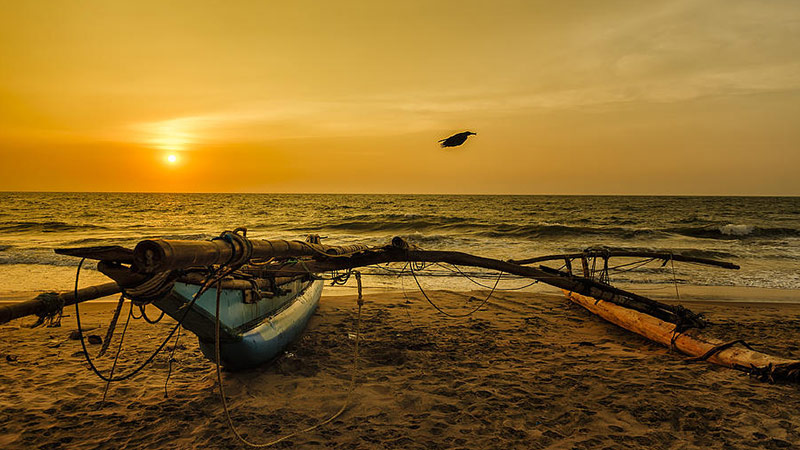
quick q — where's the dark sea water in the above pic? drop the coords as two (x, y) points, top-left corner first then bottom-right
(1, 193), (799, 295)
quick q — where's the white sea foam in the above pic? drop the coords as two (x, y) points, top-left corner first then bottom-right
(719, 224), (754, 236)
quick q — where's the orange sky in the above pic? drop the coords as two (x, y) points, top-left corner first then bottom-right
(1, 1), (799, 194)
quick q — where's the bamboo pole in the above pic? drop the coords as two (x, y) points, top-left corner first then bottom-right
(0, 282), (121, 326)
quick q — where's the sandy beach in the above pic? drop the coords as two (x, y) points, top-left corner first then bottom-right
(3, 0), (800, 447)
(2, 288), (800, 450)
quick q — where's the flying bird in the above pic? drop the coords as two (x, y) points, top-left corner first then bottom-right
(439, 131), (476, 148)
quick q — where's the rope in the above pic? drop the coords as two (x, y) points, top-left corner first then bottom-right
(101, 300), (133, 403)
(164, 324), (182, 398)
(215, 273), (364, 447)
(139, 304), (166, 324)
(434, 263), (538, 291)
(687, 340), (754, 362)
(124, 271), (175, 305)
(130, 305), (143, 320)
(329, 268), (352, 286)
(212, 229), (254, 269)
(30, 292), (64, 328)
(670, 253), (681, 300)
(606, 257), (658, 273)
(74, 259), (231, 382)
(398, 263), (416, 325)
(409, 261), (501, 318)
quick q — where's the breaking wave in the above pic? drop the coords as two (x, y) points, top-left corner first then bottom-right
(0, 250), (91, 267)
(0, 221), (109, 233)
(282, 214), (800, 242)
(287, 215), (664, 240)
(667, 225), (800, 240)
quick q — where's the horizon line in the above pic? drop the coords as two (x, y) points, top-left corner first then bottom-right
(1, 190), (799, 198)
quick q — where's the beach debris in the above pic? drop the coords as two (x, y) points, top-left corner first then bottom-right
(5, 354), (18, 362)
(439, 131), (476, 148)
(87, 335), (103, 345)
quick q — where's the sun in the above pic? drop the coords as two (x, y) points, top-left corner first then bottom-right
(167, 154), (177, 164)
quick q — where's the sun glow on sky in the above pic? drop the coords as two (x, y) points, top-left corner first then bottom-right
(144, 120), (194, 152)
(1, 1), (799, 194)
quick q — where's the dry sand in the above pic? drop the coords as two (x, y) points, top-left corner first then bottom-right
(1, 288), (800, 449)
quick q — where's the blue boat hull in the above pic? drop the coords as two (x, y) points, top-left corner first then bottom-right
(198, 280), (323, 370)
(152, 278), (323, 370)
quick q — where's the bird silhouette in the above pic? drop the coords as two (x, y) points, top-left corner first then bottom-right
(439, 131), (476, 148)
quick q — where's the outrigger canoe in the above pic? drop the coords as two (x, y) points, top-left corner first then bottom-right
(89, 233), (336, 370)
(3, 231), (798, 382)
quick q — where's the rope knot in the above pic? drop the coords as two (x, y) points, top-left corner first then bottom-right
(31, 292), (64, 328)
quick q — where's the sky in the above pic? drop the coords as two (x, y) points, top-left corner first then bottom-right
(1, 0), (798, 195)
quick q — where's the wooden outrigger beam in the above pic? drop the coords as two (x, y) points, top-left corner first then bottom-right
(8, 237), (713, 332)
(9, 236), (734, 334)
(0, 282), (121, 326)
(99, 236), (710, 328)
(510, 248), (740, 270)
(253, 249), (706, 328)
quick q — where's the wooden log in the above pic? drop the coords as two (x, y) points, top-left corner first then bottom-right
(175, 273), (304, 291)
(564, 290), (800, 382)
(131, 239), (369, 273)
(0, 282), (121, 326)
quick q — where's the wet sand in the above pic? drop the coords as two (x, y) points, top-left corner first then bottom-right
(1, 289), (800, 449)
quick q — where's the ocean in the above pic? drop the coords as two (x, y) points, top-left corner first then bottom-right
(1, 192), (799, 297)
